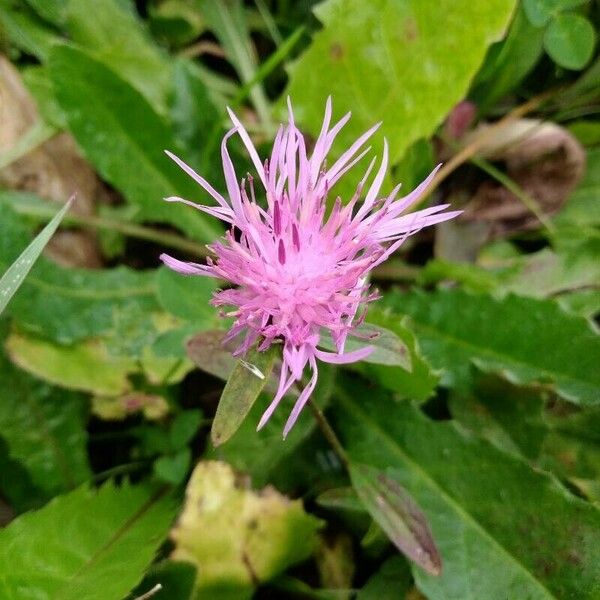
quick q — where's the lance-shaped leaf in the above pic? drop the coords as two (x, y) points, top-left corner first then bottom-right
(211, 345), (279, 446)
(48, 44), (221, 243)
(0, 482), (175, 600)
(334, 381), (600, 599)
(384, 288), (600, 405)
(0, 196), (72, 316)
(349, 463), (441, 576)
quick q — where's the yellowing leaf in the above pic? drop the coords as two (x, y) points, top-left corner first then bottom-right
(170, 461), (322, 596)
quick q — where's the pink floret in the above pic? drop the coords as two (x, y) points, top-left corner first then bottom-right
(161, 98), (460, 437)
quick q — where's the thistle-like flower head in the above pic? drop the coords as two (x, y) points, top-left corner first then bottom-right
(161, 98), (460, 436)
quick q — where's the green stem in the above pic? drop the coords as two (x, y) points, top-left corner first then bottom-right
(307, 399), (350, 469)
(8, 201), (209, 257)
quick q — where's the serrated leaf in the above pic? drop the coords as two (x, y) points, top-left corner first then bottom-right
(0, 202), (160, 345)
(350, 463), (441, 575)
(544, 13), (596, 71)
(334, 382), (600, 599)
(0, 348), (90, 500)
(0, 482), (175, 600)
(47, 44), (220, 242)
(170, 461), (322, 596)
(0, 196), (72, 316)
(211, 345), (279, 446)
(384, 289), (600, 405)
(66, 0), (172, 114)
(286, 0), (516, 163)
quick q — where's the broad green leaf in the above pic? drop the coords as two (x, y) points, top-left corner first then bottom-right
(544, 13), (596, 71)
(358, 310), (439, 402)
(6, 332), (136, 395)
(286, 0), (516, 162)
(66, 0), (171, 113)
(0, 348), (90, 500)
(48, 44), (221, 242)
(384, 289), (600, 405)
(523, 0), (588, 27)
(357, 556), (411, 600)
(170, 461), (322, 597)
(149, 0), (206, 46)
(211, 345), (278, 446)
(334, 383), (600, 599)
(0, 202), (160, 344)
(156, 266), (218, 324)
(450, 376), (600, 483)
(0, 196), (71, 316)
(349, 463), (441, 575)
(0, 482), (175, 600)
(154, 448), (192, 485)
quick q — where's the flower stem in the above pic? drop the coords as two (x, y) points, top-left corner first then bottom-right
(307, 399), (350, 470)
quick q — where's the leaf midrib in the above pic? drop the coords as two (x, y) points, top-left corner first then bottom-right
(340, 394), (558, 599)
(408, 316), (598, 396)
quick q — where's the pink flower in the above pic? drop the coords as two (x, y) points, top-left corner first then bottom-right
(161, 98), (460, 437)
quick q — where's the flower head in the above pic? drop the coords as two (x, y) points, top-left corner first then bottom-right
(161, 98), (460, 437)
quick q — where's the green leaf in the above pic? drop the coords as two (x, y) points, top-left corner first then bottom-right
(156, 266), (218, 324)
(132, 560), (197, 600)
(0, 196), (72, 316)
(0, 482), (175, 600)
(334, 383), (600, 599)
(210, 364), (336, 491)
(350, 463), (441, 575)
(0, 348), (90, 500)
(0, 202), (160, 344)
(66, 0), (172, 113)
(0, 0), (60, 60)
(556, 147), (600, 227)
(450, 376), (600, 483)
(154, 448), (192, 485)
(6, 332), (136, 396)
(358, 310), (439, 402)
(470, 6), (544, 112)
(523, 0), (588, 27)
(285, 0), (516, 163)
(357, 556), (411, 600)
(24, 0), (65, 26)
(384, 289), (600, 405)
(170, 461), (322, 596)
(544, 13), (596, 70)
(47, 44), (221, 243)
(169, 409), (203, 450)
(211, 345), (279, 446)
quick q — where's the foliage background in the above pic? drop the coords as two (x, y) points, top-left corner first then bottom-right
(0, 0), (599, 598)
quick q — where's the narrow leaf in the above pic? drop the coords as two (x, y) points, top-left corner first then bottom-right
(349, 463), (441, 576)
(0, 196), (72, 316)
(211, 345), (278, 446)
